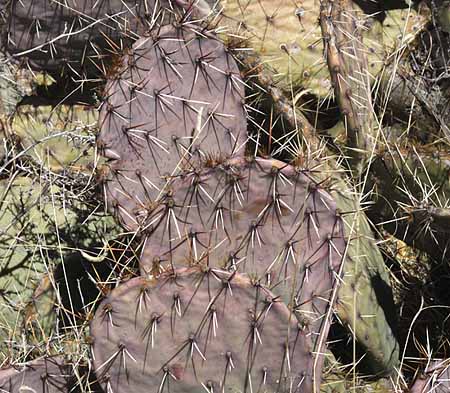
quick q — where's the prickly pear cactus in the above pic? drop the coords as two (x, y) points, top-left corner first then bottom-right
(94, 6), (402, 384)
(205, 0), (426, 98)
(332, 181), (400, 376)
(1, 0), (179, 77)
(97, 23), (247, 213)
(90, 267), (322, 393)
(136, 156), (347, 327)
(0, 356), (72, 392)
(0, 0), (422, 390)
(96, 30), (350, 370)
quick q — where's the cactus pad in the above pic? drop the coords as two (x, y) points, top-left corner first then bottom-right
(211, 0), (332, 96)
(0, 356), (71, 393)
(329, 174), (400, 376)
(11, 104), (98, 172)
(2, 0), (181, 76)
(97, 23), (247, 215)
(137, 157), (346, 320)
(206, 0), (426, 99)
(90, 267), (323, 393)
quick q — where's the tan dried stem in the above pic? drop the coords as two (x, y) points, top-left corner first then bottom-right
(232, 50), (322, 157)
(319, 0), (377, 175)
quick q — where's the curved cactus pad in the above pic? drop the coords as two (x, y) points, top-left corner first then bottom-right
(137, 157), (346, 319)
(97, 23), (247, 213)
(91, 267), (323, 393)
(2, 0), (182, 75)
(0, 357), (71, 393)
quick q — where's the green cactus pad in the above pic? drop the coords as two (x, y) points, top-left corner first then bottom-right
(0, 173), (120, 358)
(206, 0), (426, 98)
(211, 0), (332, 97)
(11, 105), (98, 172)
(90, 267), (322, 393)
(330, 175), (400, 376)
(0, 176), (72, 350)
